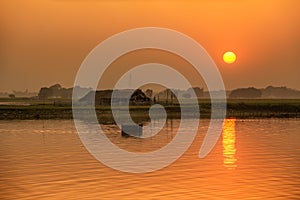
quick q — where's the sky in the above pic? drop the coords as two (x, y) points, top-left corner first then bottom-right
(1, 0), (300, 92)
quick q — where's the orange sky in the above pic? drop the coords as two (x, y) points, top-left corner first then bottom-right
(1, 0), (299, 92)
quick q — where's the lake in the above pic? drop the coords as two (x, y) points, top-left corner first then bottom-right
(0, 119), (299, 199)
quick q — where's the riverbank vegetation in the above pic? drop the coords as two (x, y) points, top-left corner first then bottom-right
(1, 98), (299, 120)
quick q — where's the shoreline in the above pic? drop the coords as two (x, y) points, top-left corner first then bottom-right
(1, 99), (300, 120)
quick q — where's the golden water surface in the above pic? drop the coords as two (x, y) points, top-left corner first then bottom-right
(0, 119), (299, 199)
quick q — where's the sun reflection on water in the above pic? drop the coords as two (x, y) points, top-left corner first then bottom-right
(222, 118), (237, 169)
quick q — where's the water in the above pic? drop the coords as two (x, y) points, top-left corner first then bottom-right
(0, 119), (299, 199)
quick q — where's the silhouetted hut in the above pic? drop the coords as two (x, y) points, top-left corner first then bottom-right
(79, 89), (151, 106)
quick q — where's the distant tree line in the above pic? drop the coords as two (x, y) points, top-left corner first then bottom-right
(229, 86), (300, 99)
(38, 84), (73, 99)
(37, 84), (300, 100)
(153, 87), (204, 104)
(79, 89), (150, 106)
(229, 87), (262, 98)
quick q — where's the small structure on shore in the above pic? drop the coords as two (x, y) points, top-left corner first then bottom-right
(79, 89), (151, 106)
(121, 123), (143, 137)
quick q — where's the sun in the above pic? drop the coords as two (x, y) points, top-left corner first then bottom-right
(223, 51), (236, 64)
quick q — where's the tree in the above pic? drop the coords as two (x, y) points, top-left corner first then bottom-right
(229, 87), (262, 99)
(145, 89), (153, 98)
(38, 87), (50, 100)
(8, 94), (15, 98)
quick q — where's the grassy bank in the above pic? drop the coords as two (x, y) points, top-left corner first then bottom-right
(0, 99), (300, 120)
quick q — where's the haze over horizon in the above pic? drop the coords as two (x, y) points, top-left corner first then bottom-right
(1, 0), (300, 92)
